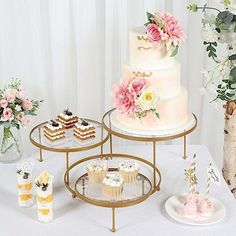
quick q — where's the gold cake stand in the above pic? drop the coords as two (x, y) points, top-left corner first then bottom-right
(29, 119), (109, 187)
(102, 108), (198, 194)
(63, 109), (197, 232)
(64, 153), (161, 232)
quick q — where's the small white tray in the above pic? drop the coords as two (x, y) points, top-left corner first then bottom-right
(165, 195), (226, 226)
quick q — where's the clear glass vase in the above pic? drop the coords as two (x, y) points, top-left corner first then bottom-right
(0, 126), (23, 163)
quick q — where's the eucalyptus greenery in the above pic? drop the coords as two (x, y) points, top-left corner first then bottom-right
(188, 2), (236, 102)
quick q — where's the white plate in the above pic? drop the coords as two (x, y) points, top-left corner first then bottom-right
(165, 195), (226, 226)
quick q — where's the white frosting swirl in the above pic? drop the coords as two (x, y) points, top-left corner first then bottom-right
(59, 112), (77, 120)
(87, 160), (107, 172)
(75, 122), (94, 130)
(102, 173), (124, 187)
(45, 122), (63, 130)
(119, 160), (140, 172)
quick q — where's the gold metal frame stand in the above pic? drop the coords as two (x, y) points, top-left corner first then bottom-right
(29, 119), (109, 188)
(30, 111), (197, 232)
(64, 153), (161, 232)
(102, 109), (197, 194)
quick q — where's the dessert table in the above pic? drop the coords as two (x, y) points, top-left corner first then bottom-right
(0, 145), (235, 236)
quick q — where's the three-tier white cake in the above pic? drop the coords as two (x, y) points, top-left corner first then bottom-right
(112, 12), (189, 132)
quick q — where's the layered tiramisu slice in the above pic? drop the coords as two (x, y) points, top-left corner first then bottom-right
(57, 109), (78, 129)
(44, 120), (65, 142)
(74, 120), (96, 141)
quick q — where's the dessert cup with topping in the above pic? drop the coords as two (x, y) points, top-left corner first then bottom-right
(102, 173), (124, 199)
(87, 160), (108, 184)
(118, 160), (140, 183)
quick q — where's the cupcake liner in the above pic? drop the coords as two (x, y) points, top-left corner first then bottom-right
(119, 170), (138, 183)
(87, 170), (108, 184)
(102, 184), (124, 199)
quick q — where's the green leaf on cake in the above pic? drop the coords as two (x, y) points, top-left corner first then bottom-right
(170, 46), (179, 57)
(146, 12), (155, 24)
(155, 112), (160, 118)
(146, 12), (154, 21)
(150, 108), (160, 119)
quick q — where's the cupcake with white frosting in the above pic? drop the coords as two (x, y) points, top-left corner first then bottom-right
(87, 160), (108, 184)
(102, 173), (124, 199)
(118, 160), (140, 183)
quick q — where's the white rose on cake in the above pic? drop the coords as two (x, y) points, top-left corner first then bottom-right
(138, 87), (159, 111)
(201, 23), (219, 42)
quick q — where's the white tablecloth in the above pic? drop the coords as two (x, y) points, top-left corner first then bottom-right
(0, 145), (235, 236)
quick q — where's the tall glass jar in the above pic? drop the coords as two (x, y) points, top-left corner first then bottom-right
(0, 126), (23, 163)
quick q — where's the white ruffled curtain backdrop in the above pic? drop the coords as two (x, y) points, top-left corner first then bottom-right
(0, 0), (224, 167)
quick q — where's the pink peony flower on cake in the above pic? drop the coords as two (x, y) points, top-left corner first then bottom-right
(22, 117), (31, 126)
(112, 81), (137, 117)
(16, 112), (25, 122)
(155, 12), (185, 45)
(1, 107), (14, 121)
(0, 99), (8, 108)
(130, 78), (147, 93)
(146, 23), (163, 42)
(21, 99), (33, 111)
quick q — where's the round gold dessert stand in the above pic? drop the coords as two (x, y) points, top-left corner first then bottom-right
(64, 153), (161, 232)
(29, 119), (109, 187)
(102, 108), (197, 194)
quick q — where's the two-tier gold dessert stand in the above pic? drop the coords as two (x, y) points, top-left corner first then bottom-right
(63, 109), (197, 232)
(29, 119), (109, 187)
(102, 109), (197, 195)
(64, 153), (161, 232)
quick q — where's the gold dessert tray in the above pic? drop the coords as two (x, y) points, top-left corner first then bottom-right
(63, 109), (197, 232)
(64, 153), (161, 232)
(29, 110), (197, 232)
(102, 108), (197, 195)
(29, 119), (109, 185)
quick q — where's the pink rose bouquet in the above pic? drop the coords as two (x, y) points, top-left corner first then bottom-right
(0, 78), (43, 157)
(112, 77), (160, 119)
(145, 11), (185, 56)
